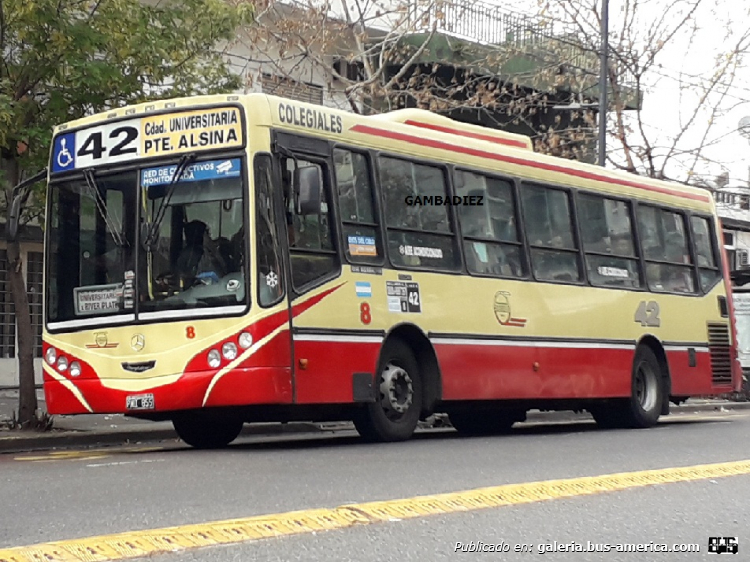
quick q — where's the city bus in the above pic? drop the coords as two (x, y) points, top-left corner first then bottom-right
(41, 93), (741, 448)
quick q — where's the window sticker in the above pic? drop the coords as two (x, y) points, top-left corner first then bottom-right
(74, 284), (123, 316)
(348, 235), (377, 256)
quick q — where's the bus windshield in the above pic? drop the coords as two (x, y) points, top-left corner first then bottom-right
(46, 158), (247, 327)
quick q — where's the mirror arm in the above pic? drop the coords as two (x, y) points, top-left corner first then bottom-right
(6, 168), (48, 242)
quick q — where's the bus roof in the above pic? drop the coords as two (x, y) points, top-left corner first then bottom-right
(53, 93), (714, 211)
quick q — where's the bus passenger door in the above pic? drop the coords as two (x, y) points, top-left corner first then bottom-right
(275, 144), (342, 404)
(253, 154), (294, 403)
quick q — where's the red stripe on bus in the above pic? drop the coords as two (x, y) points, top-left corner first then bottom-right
(351, 124), (710, 203)
(404, 120), (530, 148)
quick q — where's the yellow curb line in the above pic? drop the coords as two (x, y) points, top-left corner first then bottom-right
(2, 459), (750, 562)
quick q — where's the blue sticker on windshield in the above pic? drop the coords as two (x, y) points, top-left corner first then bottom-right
(141, 158), (241, 187)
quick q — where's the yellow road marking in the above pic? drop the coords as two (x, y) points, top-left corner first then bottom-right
(2, 458), (750, 562)
(13, 447), (163, 463)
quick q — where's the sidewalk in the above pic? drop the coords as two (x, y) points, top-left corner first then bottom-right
(1, 388), (749, 453)
(0, 389), (331, 453)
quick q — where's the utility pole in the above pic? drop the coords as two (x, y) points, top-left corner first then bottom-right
(597, 0), (609, 167)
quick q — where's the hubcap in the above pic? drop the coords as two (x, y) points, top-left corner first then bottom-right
(635, 361), (658, 412)
(379, 362), (413, 419)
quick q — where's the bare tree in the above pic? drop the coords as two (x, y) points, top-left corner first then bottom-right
(236, 0), (613, 160)
(539, 0), (750, 181)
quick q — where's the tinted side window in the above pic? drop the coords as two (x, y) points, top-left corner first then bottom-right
(282, 157), (339, 290)
(578, 194), (642, 289)
(521, 184), (582, 283)
(691, 216), (721, 292)
(379, 156), (459, 270)
(637, 206), (696, 294)
(255, 155), (284, 306)
(334, 149), (382, 264)
(455, 170), (524, 277)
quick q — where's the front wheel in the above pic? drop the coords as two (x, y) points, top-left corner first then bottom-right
(173, 411), (244, 449)
(591, 346), (664, 429)
(353, 339), (422, 442)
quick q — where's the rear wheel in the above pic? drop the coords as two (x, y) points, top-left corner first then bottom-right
(591, 346), (664, 429)
(353, 339), (422, 442)
(449, 408), (526, 435)
(173, 411), (244, 449)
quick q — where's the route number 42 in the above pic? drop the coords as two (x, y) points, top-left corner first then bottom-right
(78, 126), (139, 160)
(634, 300), (660, 327)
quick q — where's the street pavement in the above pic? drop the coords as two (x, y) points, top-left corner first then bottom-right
(2, 409), (750, 561)
(1, 386), (749, 453)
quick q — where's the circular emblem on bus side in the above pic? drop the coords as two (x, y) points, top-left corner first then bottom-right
(95, 332), (108, 347)
(131, 334), (145, 352)
(493, 291), (511, 325)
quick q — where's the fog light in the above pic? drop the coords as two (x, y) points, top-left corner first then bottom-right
(69, 361), (82, 377)
(238, 332), (253, 349)
(45, 347), (57, 365)
(222, 342), (238, 361)
(57, 356), (69, 372)
(207, 349), (221, 368)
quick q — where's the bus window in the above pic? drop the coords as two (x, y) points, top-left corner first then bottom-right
(140, 159), (247, 316)
(455, 170), (524, 277)
(690, 216), (721, 292)
(637, 206), (696, 293)
(379, 156), (459, 271)
(577, 194), (642, 289)
(47, 172), (137, 323)
(521, 184), (581, 283)
(255, 155), (284, 306)
(334, 149), (382, 264)
(282, 157), (339, 290)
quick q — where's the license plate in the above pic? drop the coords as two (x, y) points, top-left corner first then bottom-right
(125, 393), (155, 410)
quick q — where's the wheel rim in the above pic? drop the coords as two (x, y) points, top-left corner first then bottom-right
(379, 362), (414, 421)
(635, 360), (658, 412)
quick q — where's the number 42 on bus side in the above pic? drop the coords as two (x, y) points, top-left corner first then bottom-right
(634, 300), (660, 327)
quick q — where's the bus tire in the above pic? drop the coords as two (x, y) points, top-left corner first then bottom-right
(591, 346), (664, 429)
(173, 412), (244, 449)
(448, 408), (524, 435)
(353, 339), (422, 442)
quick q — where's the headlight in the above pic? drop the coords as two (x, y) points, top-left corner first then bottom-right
(69, 361), (82, 377)
(222, 342), (238, 361)
(45, 347), (57, 365)
(238, 332), (253, 350)
(207, 349), (221, 368)
(57, 356), (69, 372)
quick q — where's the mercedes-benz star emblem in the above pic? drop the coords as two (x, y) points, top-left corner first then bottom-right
(131, 334), (145, 352)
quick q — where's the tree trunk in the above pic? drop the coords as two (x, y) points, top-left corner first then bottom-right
(7, 239), (37, 427)
(2, 157), (39, 428)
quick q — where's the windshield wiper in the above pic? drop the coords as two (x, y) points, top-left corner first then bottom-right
(83, 169), (126, 247)
(143, 152), (197, 249)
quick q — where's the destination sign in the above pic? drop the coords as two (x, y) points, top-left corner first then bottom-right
(51, 106), (244, 174)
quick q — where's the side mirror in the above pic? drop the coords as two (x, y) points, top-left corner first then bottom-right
(294, 166), (321, 216)
(6, 192), (23, 242)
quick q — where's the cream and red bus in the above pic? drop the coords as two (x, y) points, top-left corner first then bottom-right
(42, 93), (741, 448)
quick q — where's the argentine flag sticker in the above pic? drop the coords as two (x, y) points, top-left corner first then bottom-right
(355, 282), (372, 298)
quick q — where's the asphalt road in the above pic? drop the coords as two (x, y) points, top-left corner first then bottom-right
(1, 411), (749, 561)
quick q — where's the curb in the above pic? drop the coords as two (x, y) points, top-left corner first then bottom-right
(0, 421), (329, 454)
(1, 402), (748, 454)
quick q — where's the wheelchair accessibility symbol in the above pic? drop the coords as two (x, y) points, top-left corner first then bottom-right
(57, 139), (73, 168)
(52, 133), (75, 172)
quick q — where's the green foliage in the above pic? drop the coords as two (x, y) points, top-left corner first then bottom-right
(0, 0), (253, 182)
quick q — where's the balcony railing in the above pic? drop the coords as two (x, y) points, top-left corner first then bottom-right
(406, 0), (636, 92)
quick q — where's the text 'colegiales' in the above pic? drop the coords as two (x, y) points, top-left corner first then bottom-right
(277, 103), (343, 134)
